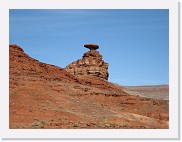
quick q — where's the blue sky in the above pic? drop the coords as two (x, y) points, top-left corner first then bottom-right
(9, 9), (169, 86)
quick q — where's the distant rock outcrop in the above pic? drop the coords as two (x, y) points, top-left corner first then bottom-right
(65, 44), (109, 80)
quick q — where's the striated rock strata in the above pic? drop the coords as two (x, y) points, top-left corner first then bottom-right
(65, 45), (109, 80)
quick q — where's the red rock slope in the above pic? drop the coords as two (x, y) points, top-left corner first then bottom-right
(9, 44), (169, 129)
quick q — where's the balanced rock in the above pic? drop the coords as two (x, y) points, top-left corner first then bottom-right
(65, 44), (109, 80)
(84, 44), (99, 50)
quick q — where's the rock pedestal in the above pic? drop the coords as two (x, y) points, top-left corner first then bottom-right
(65, 44), (109, 80)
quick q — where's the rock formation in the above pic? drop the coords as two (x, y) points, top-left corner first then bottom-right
(9, 44), (169, 129)
(84, 44), (99, 50)
(65, 44), (109, 80)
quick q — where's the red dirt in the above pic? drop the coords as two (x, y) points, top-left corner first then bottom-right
(9, 44), (169, 129)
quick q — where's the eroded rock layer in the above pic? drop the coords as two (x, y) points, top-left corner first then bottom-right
(65, 50), (109, 80)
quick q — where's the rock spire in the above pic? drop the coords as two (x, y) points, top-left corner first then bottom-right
(65, 44), (109, 80)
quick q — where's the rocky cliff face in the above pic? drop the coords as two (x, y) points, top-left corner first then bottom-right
(65, 45), (109, 80)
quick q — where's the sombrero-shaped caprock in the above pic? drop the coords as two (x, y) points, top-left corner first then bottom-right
(84, 44), (99, 50)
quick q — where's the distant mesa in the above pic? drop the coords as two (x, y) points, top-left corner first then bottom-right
(84, 44), (99, 50)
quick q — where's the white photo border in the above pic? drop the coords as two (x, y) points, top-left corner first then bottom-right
(0, 0), (179, 139)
